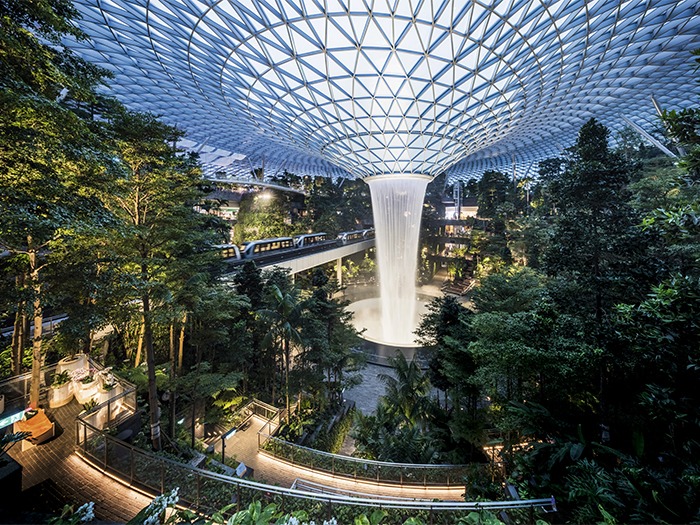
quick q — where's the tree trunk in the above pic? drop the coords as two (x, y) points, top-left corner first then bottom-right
(168, 322), (176, 439)
(284, 338), (290, 422)
(85, 329), (94, 355)
(142, 291), (161, 451)
(327, 368), (332, 403)
(177, 311), (186, 375)
(169, 322), (176, 371)
(28, 247), (43, 409)
(270, 352), (276, 407)
(134, 313), (146, 366)
(11, 296), (25, 376)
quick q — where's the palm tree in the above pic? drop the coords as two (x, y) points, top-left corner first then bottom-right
(259, 284), (303, 419)
(378, 352), (431, 429)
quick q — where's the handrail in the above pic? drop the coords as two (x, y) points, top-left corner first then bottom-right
(73, 387), (556, 520)
(258, 433), (484, 487)
(261, 433), (471, 470)
(75, 415), (556, 519)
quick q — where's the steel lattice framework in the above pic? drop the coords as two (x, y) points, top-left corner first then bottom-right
(66, 0), (700, 182)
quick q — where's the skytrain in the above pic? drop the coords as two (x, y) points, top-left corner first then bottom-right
(216, 228), (374, 260)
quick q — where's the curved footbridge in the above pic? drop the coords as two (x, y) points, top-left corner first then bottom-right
(2, 362), (556, 521)
(203, 411), (467, 502)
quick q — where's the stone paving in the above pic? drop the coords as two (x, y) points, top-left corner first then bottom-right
(345, 364), (396, 414)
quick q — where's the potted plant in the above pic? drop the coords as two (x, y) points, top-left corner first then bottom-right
(57, 353), (87, 375)
(97, 367), (116, 391)
(96, 367), (121, 406)
(72, 367), (99, 404)
(48, 370), (74, 408)
(82, 398), (98, 413)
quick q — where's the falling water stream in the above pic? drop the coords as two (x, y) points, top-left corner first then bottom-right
(362, 175), (431, 346)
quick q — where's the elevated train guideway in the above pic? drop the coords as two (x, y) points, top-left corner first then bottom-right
(227, 238), (375, 279)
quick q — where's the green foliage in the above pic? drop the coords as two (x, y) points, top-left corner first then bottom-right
(376, 353), (431, 428)
(47, 502), (95, 525)
(477, 170), (510, 219)
(52, 370), (70, 386)
(1, 431), (31, 458)
(353, 509), (387, 525)
(458, 510), (504, 525)
(233, 190), (295, 244)
(0, 345), (32, 380)
(297, 177), (372, 235)
(82, 398), (98, 412)
(472, 267), (545, 314)
(313, 407), (355, 453)
(662, 68), (700, 180)
(565, 459), (623, 524)
(227, 501), (281, 525)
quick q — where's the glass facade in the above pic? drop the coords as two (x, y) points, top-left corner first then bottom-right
(66, 0), (700, 182)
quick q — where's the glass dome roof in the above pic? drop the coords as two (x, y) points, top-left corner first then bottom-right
(66, 0), (700, 181)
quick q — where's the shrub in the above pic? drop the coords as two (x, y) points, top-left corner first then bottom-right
(313, 407), (355, 453)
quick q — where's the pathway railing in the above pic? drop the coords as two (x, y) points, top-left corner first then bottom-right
(258, 433), (487, 487)
(70, 389), (555, 521)
(75, 414), (556, 523)
(0, 362), (59, 416)
(0, 357), (132, 418)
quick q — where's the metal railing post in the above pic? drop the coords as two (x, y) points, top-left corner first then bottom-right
(103, 434), (108, 468)
(194, 472), (202, 507)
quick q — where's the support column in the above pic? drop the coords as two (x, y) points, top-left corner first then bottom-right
(336, 257), (343, 287)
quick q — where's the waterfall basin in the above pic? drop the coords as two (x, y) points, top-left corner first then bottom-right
(346, 294), (432, 365)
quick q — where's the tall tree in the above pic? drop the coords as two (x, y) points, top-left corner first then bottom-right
(303, 269), (362, 405)
(260, 284), (303, 418)
(476, 170), (511, 219)
(543, 118), (646, 330)
(0, 0), (112, 405)
(103, 109), (209, 451)
(378, 353), (431, 428)
(661, 49), (700, 180)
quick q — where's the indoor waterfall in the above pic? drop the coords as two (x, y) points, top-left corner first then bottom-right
(364, 175), (430, 345)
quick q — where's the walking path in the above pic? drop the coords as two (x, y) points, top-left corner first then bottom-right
(5, 402), (464, 521)
(198, 415), (465, 501)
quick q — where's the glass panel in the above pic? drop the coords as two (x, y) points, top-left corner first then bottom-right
(132, 450), (163, 493)
(106, 438), (132, 476)
(198, 476), (236, 513)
